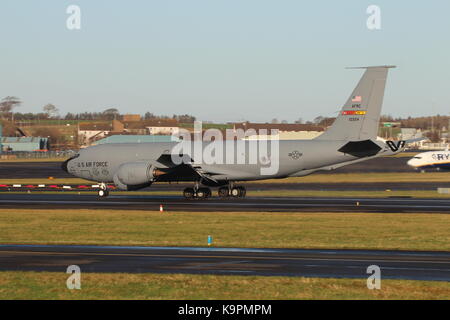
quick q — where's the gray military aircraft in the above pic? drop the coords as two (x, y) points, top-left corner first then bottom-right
(62, 65), (409, 199)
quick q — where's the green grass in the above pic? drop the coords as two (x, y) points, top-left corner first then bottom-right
(1, 209), (450, 251)
(178, 123), (233, 130)
(1, 208), (449, 299)
(1, 272), (449, 300)
(392, 152), (420, 158)
(256, 172), (450, 184)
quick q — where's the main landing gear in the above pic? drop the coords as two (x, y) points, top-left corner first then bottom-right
(97, 183), (109, 198)
(218, 186), (246, 198)
(183, 184), (246, 199)
(183, 187), (212, 199)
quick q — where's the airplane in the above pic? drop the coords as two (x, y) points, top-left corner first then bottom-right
(407, 148), (450, 172)
(62, 65), (412, 199)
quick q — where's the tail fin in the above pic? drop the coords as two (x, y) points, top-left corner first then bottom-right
(316, 65), (395, 141)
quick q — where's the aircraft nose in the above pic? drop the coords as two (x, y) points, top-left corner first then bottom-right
(407, 159), (415, 167)
(62, 154), (79, 173)
(61, 158), (70, 173)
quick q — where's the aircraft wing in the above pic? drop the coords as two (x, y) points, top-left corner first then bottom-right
(156, 154), (193, 167)
(154, 154), (221, 184)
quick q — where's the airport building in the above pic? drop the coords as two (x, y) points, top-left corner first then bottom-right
(93, 135), (179, 145)
(0, 136), (50, 152)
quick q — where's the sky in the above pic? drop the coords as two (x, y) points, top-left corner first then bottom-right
(0, 1), (449, 123)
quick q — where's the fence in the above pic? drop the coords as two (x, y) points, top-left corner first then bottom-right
(0, 150), (77, 160)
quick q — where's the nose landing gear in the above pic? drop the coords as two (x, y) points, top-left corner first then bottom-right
(97, 183), (109, 198)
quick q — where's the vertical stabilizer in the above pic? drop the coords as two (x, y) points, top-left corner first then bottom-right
(316, 66), (395, 141)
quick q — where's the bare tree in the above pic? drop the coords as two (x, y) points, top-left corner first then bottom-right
(103, 108), (120, 120)
(0, 96), (21, 121)
(33, 127), (62, 144)
(43, 103), (59, 118)
(313, 116), (325, 124)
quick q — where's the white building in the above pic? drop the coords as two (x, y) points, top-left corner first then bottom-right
(147, 126), (179, 135)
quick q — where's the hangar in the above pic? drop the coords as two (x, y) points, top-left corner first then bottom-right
(0, 136), (50, 152)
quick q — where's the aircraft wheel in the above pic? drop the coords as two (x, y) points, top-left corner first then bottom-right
(98, 189), (109, 198)
(183, 188), (195, 199)
(196, 188), (211, 199)
(231, 187), (241, 198)
(231, 186), (246, 198)
(218, 187), (229, 198)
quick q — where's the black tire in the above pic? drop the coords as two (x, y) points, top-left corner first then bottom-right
(196, 189), (205, 199)
(98, 189), (109, 198)
(230, 187), (241, 198)
(196, 188), (211, 199)
(231, 186), (246, 198)
(183, 188), (195, 199)
(218, 187), (229, 198)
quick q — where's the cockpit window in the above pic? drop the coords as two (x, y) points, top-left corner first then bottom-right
(413, 156), (422, 159)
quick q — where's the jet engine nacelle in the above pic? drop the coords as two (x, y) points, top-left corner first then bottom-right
(113, 161), (160, 191)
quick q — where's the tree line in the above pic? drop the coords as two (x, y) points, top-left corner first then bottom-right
(0, 97), (196, 123)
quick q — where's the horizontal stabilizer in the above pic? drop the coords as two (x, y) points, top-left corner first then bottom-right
(338, 140), (382, 158)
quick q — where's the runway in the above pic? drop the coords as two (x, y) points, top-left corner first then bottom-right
(0, 193), (449, 213)
(0, 244), (449, 281)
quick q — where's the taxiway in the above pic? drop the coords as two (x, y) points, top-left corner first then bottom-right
(0, 245), (449, 281)
(0, 193), (449, 213)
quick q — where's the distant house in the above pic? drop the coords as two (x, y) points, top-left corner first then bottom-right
(147, 126), (180, 135)
(124, 119), (180, 136)
(78, 123), (114, 146)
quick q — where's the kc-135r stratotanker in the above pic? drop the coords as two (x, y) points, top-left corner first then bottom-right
(62, 66), (413, 199)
